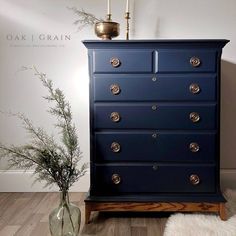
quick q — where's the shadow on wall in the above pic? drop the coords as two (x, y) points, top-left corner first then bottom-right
(221, 60), (236, 168)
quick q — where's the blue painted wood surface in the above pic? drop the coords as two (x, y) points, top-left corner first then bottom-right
(93, 165), (216, 194)
(83, 40), (229, 203)
(94, 132), (216, 162)
(93, 74), (217, 102)
(94, 104), (216, 129)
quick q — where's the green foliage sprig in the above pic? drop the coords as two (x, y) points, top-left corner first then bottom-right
(67, 7), (103, 31)
(0, 67), (88, 191)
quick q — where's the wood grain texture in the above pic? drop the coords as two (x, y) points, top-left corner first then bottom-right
(0, 225), (21, 236)
(0, 193), (226, 236)
(0, 192), (168, 236)
(131, 227), (147, 236)
(0, 192), (82, 236)
(146, 218), (167, 236)
(85, 201), (226, 224)
(219, 203), (227, 220)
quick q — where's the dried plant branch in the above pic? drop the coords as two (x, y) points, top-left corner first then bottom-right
(67, 7), (104, 31)
(0, 66), (88, 191)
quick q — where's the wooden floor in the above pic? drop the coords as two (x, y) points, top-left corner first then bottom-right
(0, 193), (168, 236)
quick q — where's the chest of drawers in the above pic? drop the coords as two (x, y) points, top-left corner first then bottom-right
(83, 40), (229, 223)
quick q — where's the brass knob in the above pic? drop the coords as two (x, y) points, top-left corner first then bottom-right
(189, 142), (200, 152)
(152, 105), (157, 110)
(111, 142), (121, 153)
(110, 112), (121, 122)
(110, 58), (121, 68)
(189, 83), (201, 94)
(190, 174), (200, 185)
(190, 57), (201, 67)
(110, 84), (121, 95)
(189, 112), (200, 123)
(112, 174), (121, 185)
(153, 164), (158, 171)
(152, 133), (157, 139)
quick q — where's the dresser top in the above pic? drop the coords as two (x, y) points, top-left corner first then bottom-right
(83, 39), (229, 43)
(83, 39), (229, 49)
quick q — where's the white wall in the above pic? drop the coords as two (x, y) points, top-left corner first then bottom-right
(0, 0), (236, 191)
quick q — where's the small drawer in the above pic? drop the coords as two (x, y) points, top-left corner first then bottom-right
(93, 50), (154, 73)
(158, 50), (217, 72)
(93, 74), (216, 102)
(94, 104), (216, 130)
(95, 132), (216, 162)
(93, 164), (216, 194)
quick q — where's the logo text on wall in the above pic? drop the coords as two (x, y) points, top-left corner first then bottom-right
(6, 34), (71, 47)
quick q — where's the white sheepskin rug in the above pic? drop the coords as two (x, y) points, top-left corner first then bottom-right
(164, 189), (236, 236)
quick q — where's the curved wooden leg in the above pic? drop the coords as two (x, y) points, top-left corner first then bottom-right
(219, 203), (227, 221)
(85, 203), (92, 224)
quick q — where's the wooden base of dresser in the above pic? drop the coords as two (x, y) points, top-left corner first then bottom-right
(85, 201), (226, 223)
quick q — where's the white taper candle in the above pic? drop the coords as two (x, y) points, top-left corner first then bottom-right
(126, 0), (129, 12)
(107, 0), (111, 14)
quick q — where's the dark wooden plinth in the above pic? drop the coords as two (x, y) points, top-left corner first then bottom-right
(85, 201), (226, 223)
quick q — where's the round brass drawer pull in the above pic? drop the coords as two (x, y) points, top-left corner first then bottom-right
(152, 133), (157, 139)
(110, 112), (121, 123)
(152, 105), (157, 110)
(153, 164), (158, 171)
(110, 57), (121, 68)
(189, 142), (200, 152)
(190, 174), (200, 185)
(110, 84), (121, 95)
(111, 142), (121, 153)
(112, 174), (121, 185)
(189, 83), (201, 94)
(190, 57), (201, 67)
(189, 112), (200, 123)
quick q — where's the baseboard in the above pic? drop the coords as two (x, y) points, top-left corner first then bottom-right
(0, 170), (90, 192)
(0, 169), (235, 192)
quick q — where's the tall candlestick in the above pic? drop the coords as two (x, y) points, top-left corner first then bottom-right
(107, 0), (111, 15)
(126, 0), (129, 12)
(125, 12), (130, 40)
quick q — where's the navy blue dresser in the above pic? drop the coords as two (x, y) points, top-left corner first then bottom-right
(83, 40), (229, 223)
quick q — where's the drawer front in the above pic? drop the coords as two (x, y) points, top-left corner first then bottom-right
(93, 75), (216, 102)
(95, 132), (216, 162)
(93, 50), (153, 73)
(94, 104), (216, 130)
(158, 50), (217, 72)
(93, 165), (216, 194)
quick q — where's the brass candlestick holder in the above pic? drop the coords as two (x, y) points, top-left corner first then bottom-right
(94, 14), (120, 40)
(125, 12), (130, 40)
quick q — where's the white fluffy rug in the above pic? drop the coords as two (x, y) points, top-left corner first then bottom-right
(164, 189), (236, 236)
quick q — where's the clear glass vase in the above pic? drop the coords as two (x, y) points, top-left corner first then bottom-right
(49, 191), (81, 236)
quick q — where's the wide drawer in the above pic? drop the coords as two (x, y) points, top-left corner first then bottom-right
(94, 104), (216, 130)
(93, 50), (153, 74)
(92, 49), (217, 74)
(93, 74), (216, 101)
(158, 50), (217, 72)
(95, 132), (216, 162)
(93, 164), (216, 194)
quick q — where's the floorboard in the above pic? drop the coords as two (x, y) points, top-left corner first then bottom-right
(0, 193), (168, 236)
